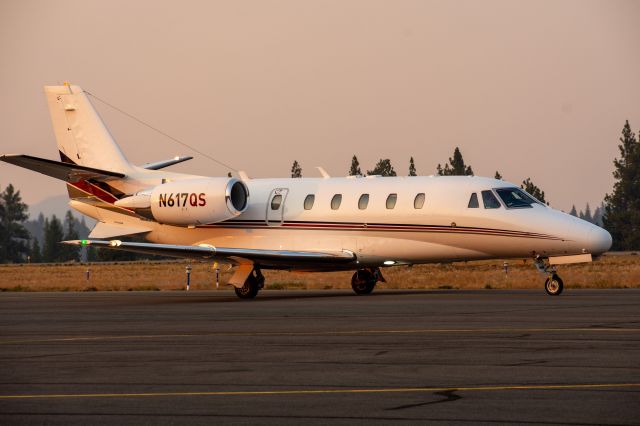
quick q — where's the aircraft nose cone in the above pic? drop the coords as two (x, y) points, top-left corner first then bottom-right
(589, 226), (612, 255)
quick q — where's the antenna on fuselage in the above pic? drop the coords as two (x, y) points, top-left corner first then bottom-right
(316, 167), (330, 179)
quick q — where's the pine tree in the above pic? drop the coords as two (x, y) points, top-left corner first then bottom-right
(291, 160), (302, 178)
(437, 147), (473, 176)
(604, 121), (640, 249)
(592, 202), (605, 227)
(569, 205), (578, 216)
(582, 203), (593, 223)
(494, 171), (503, 180)
(0, 184), (30, 263)
(29, 238), (42, 263)
(349, 155), (362, 176)
(521, 178), (548, 205)
(60, 211), (80, 262)
(42, 215), (64, 263)
(367, 159), (397, 177)
(408, 157), (417, 176)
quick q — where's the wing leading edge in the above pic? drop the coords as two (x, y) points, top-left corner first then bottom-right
(63, 239), (357, 267)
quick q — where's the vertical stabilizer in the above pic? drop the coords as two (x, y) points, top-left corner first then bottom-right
(44, 84), (133, 174)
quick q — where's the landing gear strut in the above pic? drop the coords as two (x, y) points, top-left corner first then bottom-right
(534, 256), (563, 296)
(234, 267), (265, 299)
(351, 267), (385, 295)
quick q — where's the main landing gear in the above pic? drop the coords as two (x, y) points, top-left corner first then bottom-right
(534, 256), (564, 296)
(234, 267), (265, 299)
(351, 267), (385, 295)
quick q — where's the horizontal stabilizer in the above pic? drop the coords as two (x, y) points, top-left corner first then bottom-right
(63, 239), (357, 265)
(88, 222), (152, 239)
(142, 156), (193, 170)
(1, 154), (124, 182)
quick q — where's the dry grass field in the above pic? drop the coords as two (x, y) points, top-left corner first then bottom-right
(1, 253), (638, 292)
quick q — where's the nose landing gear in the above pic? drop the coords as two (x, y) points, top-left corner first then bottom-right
(544, 274), (564, 296)
(351, 267), (385, 295)
(534, 256), (564, 296)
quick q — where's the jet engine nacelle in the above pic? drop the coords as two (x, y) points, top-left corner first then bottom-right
(147, 178), (248, 225)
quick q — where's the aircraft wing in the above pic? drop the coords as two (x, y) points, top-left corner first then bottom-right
(0, 154), (125, 182)
(63, 239), (357, 267)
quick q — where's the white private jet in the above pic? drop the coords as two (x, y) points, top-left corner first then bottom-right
(1, 84), (612, 298)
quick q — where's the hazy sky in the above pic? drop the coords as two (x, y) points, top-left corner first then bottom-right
(1, 0), (639, 213)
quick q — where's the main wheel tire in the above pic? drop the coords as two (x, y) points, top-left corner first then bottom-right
(545, 274), (564, 296)
(351, 270), (376, 295)
(235, 274), (259, 299)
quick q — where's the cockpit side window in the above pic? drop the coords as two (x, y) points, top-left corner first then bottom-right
(482, 190), (501, 209)
(468, 193), (479, 208)
(495, 188), (539, 208)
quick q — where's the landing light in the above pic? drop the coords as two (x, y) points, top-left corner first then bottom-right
(383, 260), (396, 266)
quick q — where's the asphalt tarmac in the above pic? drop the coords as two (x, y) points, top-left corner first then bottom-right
(0, 289), (639, 425)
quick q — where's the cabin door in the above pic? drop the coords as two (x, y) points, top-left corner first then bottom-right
(266, 188), (289, 226)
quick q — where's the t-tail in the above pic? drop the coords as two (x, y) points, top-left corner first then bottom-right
(1, 84), (194, 238)
(45, 83), (135, 174)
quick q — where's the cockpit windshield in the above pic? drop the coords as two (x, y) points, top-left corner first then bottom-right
(495, 187), (541, 208)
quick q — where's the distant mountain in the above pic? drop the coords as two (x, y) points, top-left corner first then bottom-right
(26, 195), (95, 244)
(28, 194), (96, 226)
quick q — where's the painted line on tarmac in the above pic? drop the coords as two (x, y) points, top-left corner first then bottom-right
(1, 327), (639, 345)
(1, 383), (639, 400)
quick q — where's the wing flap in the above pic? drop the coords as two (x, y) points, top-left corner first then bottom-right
(1, 154), (125, 182)
(88, 222), (152, 239)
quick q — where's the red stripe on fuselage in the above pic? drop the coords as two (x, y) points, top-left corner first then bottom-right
(197, 220), (563, 241)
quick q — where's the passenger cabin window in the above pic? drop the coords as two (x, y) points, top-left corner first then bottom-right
(331, 194), (342, 210)
(495, 188), (540, 209)
(303, 194), (315, 210)
(481, 190), (501, 209)
(386, 193), (397, 209)
(468, 193), (479, 208)
(271, 194), (283, 210)
(414, 193), (425, 209)
(358, 194), (369, 210)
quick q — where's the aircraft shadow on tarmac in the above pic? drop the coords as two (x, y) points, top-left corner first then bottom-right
(151, 288), (509, 304)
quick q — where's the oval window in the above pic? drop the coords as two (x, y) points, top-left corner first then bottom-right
(331, 194), (342, 210)
(414, 193), (425, 209)
(271, 194), (282, 210)
(304, 194), (315, 210)
(386, 193), (397, 209)
(358, 194), (369, 210)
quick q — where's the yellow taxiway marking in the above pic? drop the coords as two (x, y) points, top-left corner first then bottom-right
(1, 383), (639, 400)
(1, 327), (639, 345)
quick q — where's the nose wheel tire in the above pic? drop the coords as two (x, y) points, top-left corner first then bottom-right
(351, 269), (376, 295)
(545, 274), (564, 296)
